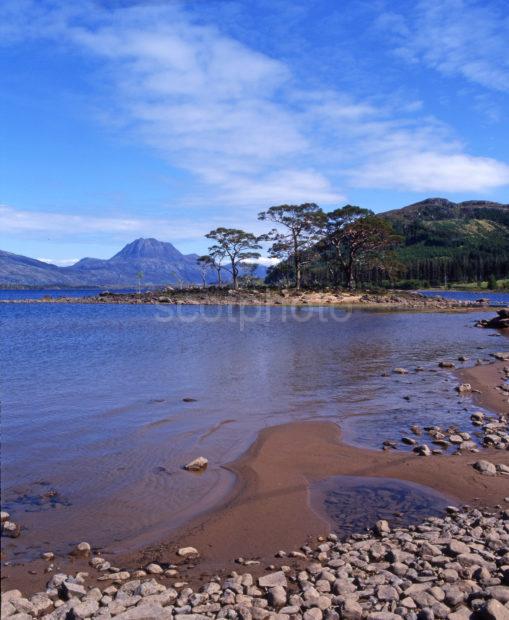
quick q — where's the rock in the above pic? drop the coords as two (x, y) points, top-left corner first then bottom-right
(63, 580), (87, 598)
(377, 585), (399, 601)
(456, 384), (472, 393)
(473, 460), (497, 476)
(177, 547), (199, 557)
(414, 444), (432, 456)
(145, 562), (164, 574)
(114, 603), (174, 619)
(0, 511), (10, 522)
(258, 572), (288, 588)
(402, 437), (417, 445)
(268, 586), (287, 608)
(2, 521), (21, 537)
(72, 599), (100, 618)
(497, 464), (509, 475)
(72, 542), (92, 557)
(342, 599), (363, 620)
(439, 362), (455, 368)
(481, 599), (509, 620)
(449, 435), (464, 444)
(304, 609), (323, 620)
(184, 457), (208, 472)
(448, 540), (470, 555)
(375, 520), (390, 535)
(486, 587), (509, 604)
(393, 368), (409, 374)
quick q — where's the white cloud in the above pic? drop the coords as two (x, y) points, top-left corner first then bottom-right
(0, 204), (218, 241)
(0, 0), (508, 211)
(351, 152), (509, 192)
(379, 0), (509, 93)
(37, 257), (79, 266)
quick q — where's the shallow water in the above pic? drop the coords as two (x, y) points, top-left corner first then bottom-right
(0, 303), (504, 560)
(418, 290), (509, 306)
(311, 475), (452, 536)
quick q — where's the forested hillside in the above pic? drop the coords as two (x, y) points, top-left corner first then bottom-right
(383, 198), (509, 286)
(266, 198), (509, 288)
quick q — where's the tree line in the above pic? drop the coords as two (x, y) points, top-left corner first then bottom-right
(198, 203), (401, 289)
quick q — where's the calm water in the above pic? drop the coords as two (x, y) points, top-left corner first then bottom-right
(312, 476), (451, 536)
(0, 288), (137, 300)
(419, 290), (509, 305)
(0, 303), (505, 560)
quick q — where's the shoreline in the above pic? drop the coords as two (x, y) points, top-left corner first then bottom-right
(0, 287), (501, 312)
(3, 357), (507, 598)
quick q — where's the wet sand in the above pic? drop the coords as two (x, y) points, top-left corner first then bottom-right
(2, 353), (508, 595)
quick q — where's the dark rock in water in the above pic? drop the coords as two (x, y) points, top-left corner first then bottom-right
(476, 308), (509, 330)
(182, 397), (197, 402)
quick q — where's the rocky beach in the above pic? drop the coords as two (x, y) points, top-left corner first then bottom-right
(1, 288), (500, 311)
(1, 316), (508, 619)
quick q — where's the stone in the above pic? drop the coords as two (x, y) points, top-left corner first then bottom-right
(63, 581), (87, 598)
(259, 572), (288, 589)
(481, 599), (509, 620)
(439, 362), (455, 368)
(304, 609), (323, 620)
(473, 460), (497, 476)
(486, 587), (509, 604)
(30, 593), (53, 615)
(178, 547), (199, 557)
(0, 511), (10, 522)
(377, 585), (399, 601)
(497, 464), (509, 475)
(375, 520), (390, 535)
(342, 600), (363, 620)
(72, 599), (100, 618)
(2, 521), (21, 537)
(184, 457), (208, 472)
(414, 444), (432, 456)
(268, 586), (287, 608)
(42, 552), (55, 561)
(72, 542), (92, 557)
(145, 562), (164, 574)
(448, 540), (470, 555)
(456, 384), (472, 393)
(114, 603), (174, 619)
(393, 368), (408, 374)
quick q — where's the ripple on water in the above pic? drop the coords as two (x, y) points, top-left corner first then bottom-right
(311, 475), (453, 537)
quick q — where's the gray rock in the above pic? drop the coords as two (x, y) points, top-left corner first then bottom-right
(259, 572), (288, 589)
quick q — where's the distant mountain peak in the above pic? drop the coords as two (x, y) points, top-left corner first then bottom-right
(111, 237), (183, 261)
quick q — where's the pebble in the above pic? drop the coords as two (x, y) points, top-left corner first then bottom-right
(183, 457), (208, 472)
(178, 546), (199, 557)
(7, 506), (509, 619)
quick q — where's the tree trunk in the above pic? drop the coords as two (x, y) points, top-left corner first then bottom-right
(346, 257), (355, 290)
(231, 259), (238, 289)
(217, 268), (222, 286)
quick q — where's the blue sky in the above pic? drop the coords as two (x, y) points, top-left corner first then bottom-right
(1, 0), (508, 264)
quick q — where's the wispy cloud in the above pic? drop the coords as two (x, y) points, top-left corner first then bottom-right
(0, 204), (223, 241)
(378, 0), (509, 94)
(1, 0), (508, 215)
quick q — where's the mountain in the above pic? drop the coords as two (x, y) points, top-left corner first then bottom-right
(0, 238), (267, 288)
(0, 250), (78, 287)
(0, 239), (216, 288)
(381, 198), (509, 285)
(66, 238), (210, 286)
